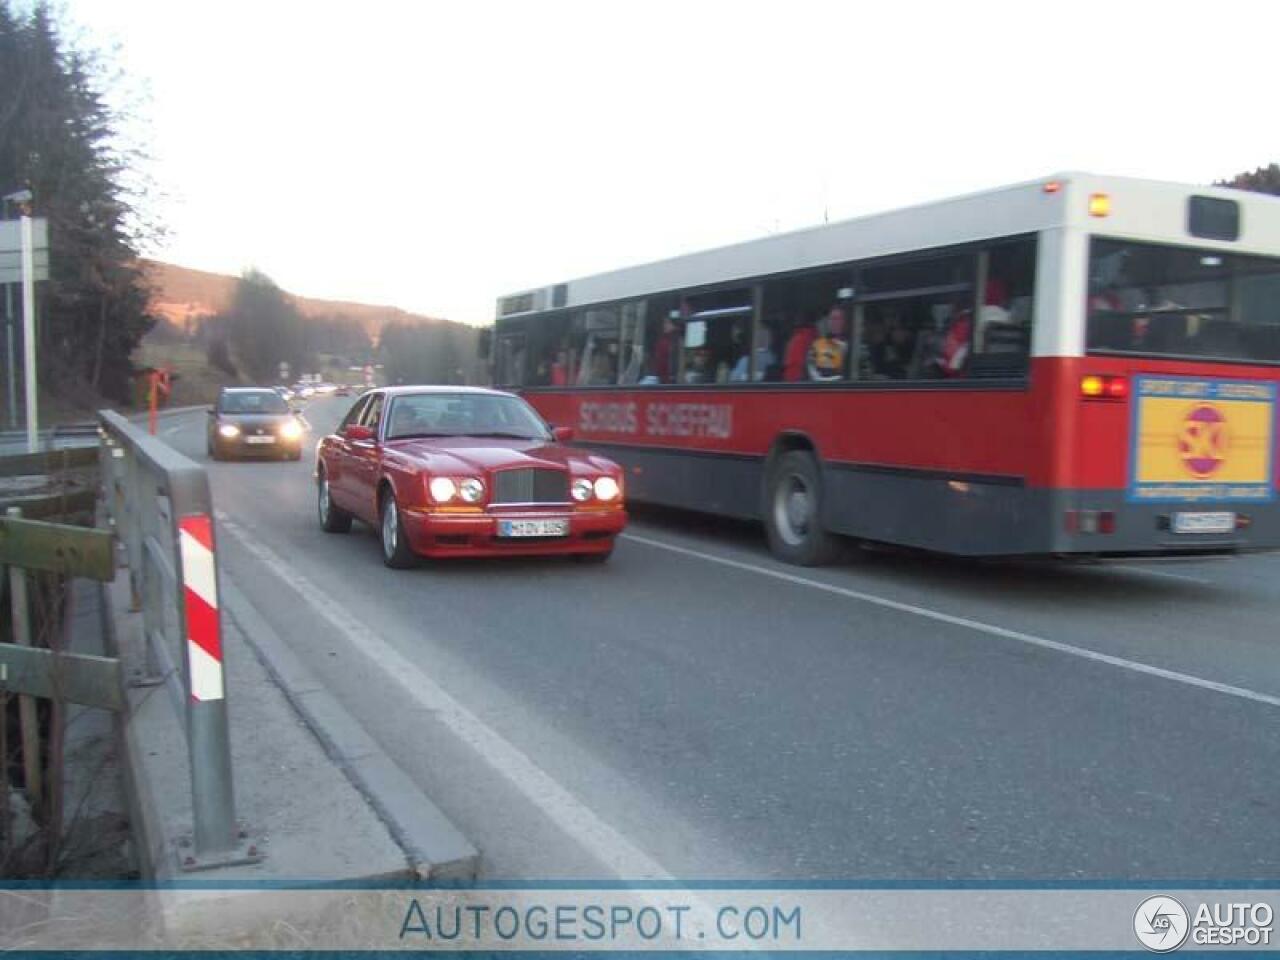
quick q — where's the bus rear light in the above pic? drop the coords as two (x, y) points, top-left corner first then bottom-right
(1088, 192), (1111, 217)
(1080, 374), (1128, 400)
(1065, 509), (1116, 535)
(1236, 514), (1253, 530)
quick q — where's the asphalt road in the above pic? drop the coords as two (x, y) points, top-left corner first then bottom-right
(164, 396), (1280, 882)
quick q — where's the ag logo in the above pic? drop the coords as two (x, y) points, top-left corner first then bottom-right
(1134, 895), (1190, 952)
(1178, 404), (1229, 478)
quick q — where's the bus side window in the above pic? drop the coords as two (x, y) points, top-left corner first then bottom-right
(681, 290), (753, 385)
(526, 313), (569, 387)
(762, 268), (855, 383)
(970, 237), (1036, 379)
(495, 333), (526, 387)
(575, 306), (620, 386)
(618, 300), (647, 385)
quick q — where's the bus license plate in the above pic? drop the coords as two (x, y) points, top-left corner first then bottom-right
(245, 435), (276, 445)
(1172, 511), (1235, 534)
(498, 518), (569, 538)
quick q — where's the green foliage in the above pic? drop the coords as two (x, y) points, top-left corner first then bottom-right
(379, 320), (476, 386)
(205, 333), (237, 377)
(221, 269), (310, 382)
(1216, 164), (1280, 196)
(0, 1), (158, 405)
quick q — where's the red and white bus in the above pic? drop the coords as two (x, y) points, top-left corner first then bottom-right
(489, 173), (1280, 564)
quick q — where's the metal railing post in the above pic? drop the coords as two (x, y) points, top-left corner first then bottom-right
(97, 410), (258, 870)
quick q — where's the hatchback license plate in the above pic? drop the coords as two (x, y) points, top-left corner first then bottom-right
(1172, 511), (1234, 534)
(498, 518), (569, 538)
(245, 435), (276, 445)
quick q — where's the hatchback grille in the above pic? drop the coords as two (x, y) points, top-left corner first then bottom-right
(492, 468), (568, 504)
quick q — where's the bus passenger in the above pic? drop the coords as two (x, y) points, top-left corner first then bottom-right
(807, 307), (848, 380)
(730, 327), (776, 381)
(782, 316), (817, 381)
(865, 312), (913, 379)
(550, 344), (569, 386)
(588, 347), (616, 385)
(683, 349), (711, 384)
(652, 314), (681, 383)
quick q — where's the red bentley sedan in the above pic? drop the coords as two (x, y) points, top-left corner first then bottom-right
(315, 386), (627, 567)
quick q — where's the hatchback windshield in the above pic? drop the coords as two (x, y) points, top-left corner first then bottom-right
(219, 390), (290, 414)
(384, 392), (551, 441)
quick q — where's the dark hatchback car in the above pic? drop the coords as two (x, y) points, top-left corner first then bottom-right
(207, 387), (306, 460)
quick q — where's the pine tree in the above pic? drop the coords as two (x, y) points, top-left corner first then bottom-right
(0, 0), (157, 405)
(1216, 164), (1280, 196)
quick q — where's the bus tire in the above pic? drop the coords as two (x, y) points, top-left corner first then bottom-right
(764, 450), (838, 566)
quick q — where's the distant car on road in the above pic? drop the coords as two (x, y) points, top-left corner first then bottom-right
(315, 386), (626, 567)
(334, 384), (353, 396)
(208, 387), (306, 461)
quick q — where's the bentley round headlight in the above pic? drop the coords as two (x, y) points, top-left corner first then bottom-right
(217, 423), (240, 438)
(429, 477), (457, 502)
(458, 477), (485, 503)
(593, 476), (621, 501)
(571, 478), (594, 502)
(278, 419), (302, 440)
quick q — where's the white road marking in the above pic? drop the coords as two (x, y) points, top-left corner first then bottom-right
(215, 512), (674, 881)
(622, 532), (1280, 711)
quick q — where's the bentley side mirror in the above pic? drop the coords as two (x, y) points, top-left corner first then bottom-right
(552, 426), (575, 443)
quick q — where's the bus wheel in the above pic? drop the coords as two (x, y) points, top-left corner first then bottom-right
(765, 450), (837, 566)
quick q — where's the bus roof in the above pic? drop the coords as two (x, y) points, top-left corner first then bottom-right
(496, 172), (1280, 318)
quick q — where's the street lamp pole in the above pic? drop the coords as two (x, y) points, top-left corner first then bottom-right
(0, 190), (27, 429)
(3, 189), (35, 450)
(3, 262), (13, 428)
(20, 212), (36, 453)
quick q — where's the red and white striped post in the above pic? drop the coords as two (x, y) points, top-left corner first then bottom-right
(178, 515), (223, 702)
(176, 512), (237, 858)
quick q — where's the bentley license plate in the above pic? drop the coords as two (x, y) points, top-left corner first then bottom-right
(1172, 511), (1234, 534)
(245, 435), (276, 445)
(498, 518), (569, 538)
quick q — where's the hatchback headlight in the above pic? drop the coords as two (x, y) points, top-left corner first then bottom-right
(278, 419), (302, 440)
(458, 477), (485, 503)
(217, 423), (240, 438)
(429, 477), (457, 502)
(571, 478), (594, 502)
(593, 476), (621, 501)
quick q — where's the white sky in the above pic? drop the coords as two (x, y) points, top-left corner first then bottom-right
(61, 0), (1280, 325)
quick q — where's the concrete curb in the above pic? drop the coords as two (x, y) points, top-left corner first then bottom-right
(220, 578), (479, 881)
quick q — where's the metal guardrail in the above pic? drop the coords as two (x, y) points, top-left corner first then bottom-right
(98, 409), (259, 870)
(0, 421), (99, 455)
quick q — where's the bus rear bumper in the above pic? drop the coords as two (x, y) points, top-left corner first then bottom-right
(820, 464), (1280, 557)
(1046, 494), (1278, 557)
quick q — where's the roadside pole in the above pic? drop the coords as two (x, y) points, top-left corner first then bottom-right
(20, 214), (36, 454)
(3, 282), (13, 428)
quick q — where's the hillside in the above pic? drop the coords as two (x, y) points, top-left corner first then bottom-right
(140, 259), (450, 339)
(136, 259), (485, 406)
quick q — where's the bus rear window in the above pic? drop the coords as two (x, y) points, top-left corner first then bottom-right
(1086, 238), (1280, 365)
